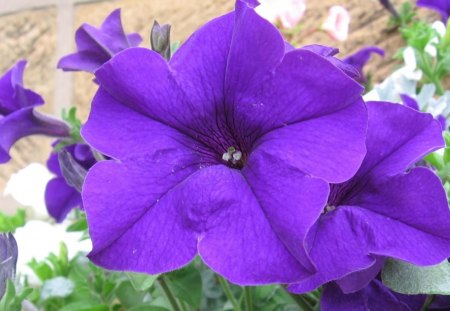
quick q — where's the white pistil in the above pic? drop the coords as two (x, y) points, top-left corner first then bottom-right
(222, 152), (232, 161)
(223, 147), (242, 165)
(233, 151), (242, 161)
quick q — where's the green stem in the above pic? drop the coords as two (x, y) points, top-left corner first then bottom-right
(287, 292), (315, 311)
(421, 295), (435, 311)
(158, 276), (181, 311)
(244, 287), (253, 311)
(217, 276), (241, 311)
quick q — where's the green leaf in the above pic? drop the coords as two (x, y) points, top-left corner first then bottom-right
(115, 281), (148, 309)
(128, 306), (170, 311)
(28, 259), (54, 281)
(166, 264), (202, 309)
(59, 302), (109, 311)
(127, 272), (159, 291)
(66, 217), (88, 232)
(41, 277), (75, 300)
(382, 259), (450, 295)
(0, 209), (26, 233)
(425, 152), (444, 170)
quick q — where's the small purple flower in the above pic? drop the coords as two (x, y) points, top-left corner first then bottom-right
(343, 46), (385, 84)
(0, 233), (18, 300)
(417, 0), (450, 22)
(289, 102), (450, 294)
(45, 143), (96, 223)
(58, 9), (142, 73)
(81, 1), (367, 284)
(321, 280), (426, 311)
(0, 61), (70, 163)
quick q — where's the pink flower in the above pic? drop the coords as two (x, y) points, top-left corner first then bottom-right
(255, 0), (306, 29)
(322, 5), (350, 41)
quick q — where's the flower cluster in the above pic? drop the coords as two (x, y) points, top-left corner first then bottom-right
(77, 0), (450, 293)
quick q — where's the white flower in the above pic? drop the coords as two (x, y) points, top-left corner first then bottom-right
(425, 21), (446, 58)
(14, 220), (91, 285)
(3, 163), (53, 218)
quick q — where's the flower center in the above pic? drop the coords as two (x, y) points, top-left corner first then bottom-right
(222, 146), (246, 169)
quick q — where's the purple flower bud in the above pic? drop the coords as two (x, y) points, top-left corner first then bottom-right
(58, 150), (88, 193)
(151, 21), (172, 61)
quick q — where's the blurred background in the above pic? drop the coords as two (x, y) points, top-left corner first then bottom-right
(0, 0), (432, 211)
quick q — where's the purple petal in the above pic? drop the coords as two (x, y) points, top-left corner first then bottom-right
(348, 167), (450, 265)
(437, 114), (447, 130)
(0, 108), (70, 163)
(197, 164), (321, 284)
(255, 98), (367, 183)
(335, 257), (385, 293)
(81, 87), (201, 160)
(417, 0), (450, 22)
(289, 207), (377, 293)
(242, 150), (329, 274)
(321, 280), (424, 311)
(355, 102), (443, 180)
(343, 46), (384, 83)
(45, 177), (82, 223)
(58, 51), (109, 73)
(400, 94), (420, 111)
(0, 60), (43, 115)
(302, 44), (361, 80)
(58, 9), (142, 73)
(84, 157), (199, 274)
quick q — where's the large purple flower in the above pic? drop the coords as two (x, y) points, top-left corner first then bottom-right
(321, 280), (425, 311)
(417, 0), (450, 22)
(81, 0), (367, 285)
(58, 9), (142, 73)
(45, 143), (96, 223)
(289, 101), (450, 294)
(0, 61), (70, 163)
(343, 46), (385, 84)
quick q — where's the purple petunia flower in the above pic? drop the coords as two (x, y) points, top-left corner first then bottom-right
(0, 233), (18, 300)
(45, 143), (96, 223)
(58, 9), (142, 73)
(0, 61), (70, 163)
(343, 46), (385, 84)
(417, 0), (450, 22)
(81, 0), (368, 285)
(289, 101), (450, 294)
(321, 280), (426, 311)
